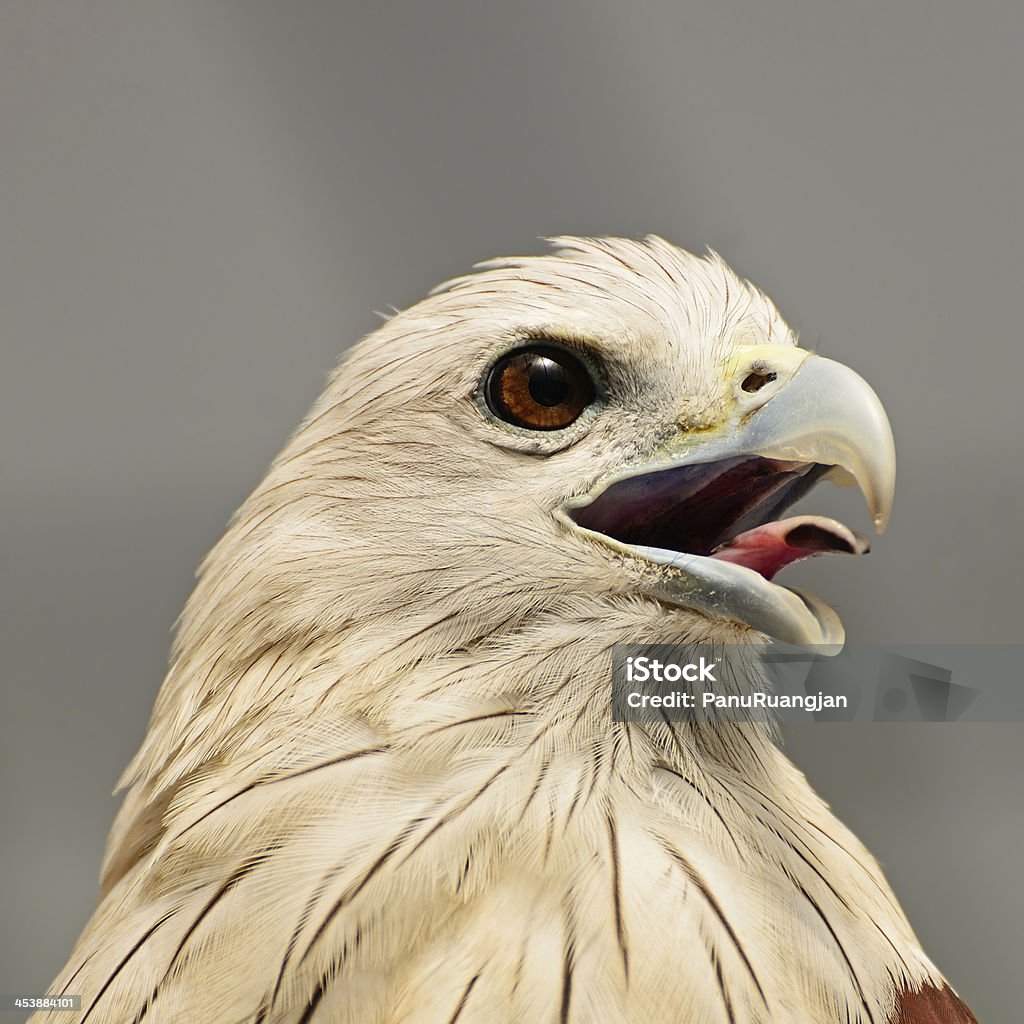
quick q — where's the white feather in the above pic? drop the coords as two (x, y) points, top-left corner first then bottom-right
(38, 238), (944, 1024)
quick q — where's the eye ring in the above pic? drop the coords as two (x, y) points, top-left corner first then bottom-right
(484, 343), (597, 431)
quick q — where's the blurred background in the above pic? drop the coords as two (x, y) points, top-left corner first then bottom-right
(1, 2), (1020, 1018)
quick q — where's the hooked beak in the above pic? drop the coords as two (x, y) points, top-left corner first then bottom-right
(557, 347), (895, 650)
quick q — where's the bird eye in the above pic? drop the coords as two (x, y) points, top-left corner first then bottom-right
(485, 344), (596, 431)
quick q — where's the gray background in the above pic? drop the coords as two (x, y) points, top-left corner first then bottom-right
(1, 2), (1020, 1019)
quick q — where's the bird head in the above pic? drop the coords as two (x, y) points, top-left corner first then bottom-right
(153, 236), (893, 775)
(189, 238), (892, 660)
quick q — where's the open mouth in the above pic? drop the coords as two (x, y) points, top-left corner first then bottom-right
(566, 456), (869, 583)
(555, 350), (895, 648)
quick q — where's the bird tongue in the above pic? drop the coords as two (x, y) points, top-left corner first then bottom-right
(708, 515), (870, 581)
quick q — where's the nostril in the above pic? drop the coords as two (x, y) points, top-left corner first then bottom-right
(741, 368), (777, 393)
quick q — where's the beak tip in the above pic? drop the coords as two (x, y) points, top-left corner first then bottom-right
(870, 472), (896, 535)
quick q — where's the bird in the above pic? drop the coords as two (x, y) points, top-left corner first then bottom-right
(36, 236), (977, 1024)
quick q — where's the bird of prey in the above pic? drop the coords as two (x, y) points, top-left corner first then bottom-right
(38, 237), (977, 1023)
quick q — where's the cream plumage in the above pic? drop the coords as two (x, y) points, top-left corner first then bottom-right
(38, 238), (976, 1023)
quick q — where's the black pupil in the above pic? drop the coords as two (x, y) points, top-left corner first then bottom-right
(526, 356), (569, 407)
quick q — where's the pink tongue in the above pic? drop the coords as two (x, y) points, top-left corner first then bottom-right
(709, 515), (870, 581)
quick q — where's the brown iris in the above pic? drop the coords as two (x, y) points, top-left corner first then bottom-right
(485, 344), (596, 430)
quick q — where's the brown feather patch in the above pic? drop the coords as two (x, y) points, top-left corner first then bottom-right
(891, 981), (979, 1023)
